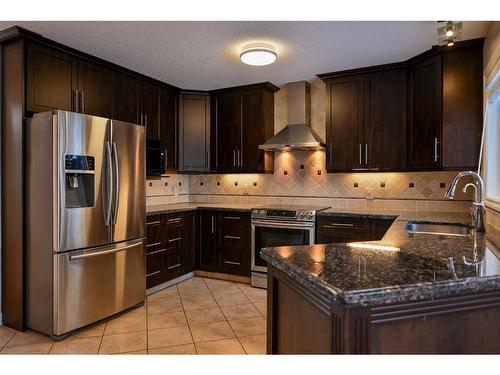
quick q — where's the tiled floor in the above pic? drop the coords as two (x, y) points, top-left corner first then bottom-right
(0, 277), (267, 355)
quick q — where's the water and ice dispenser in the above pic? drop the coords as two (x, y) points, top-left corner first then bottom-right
(64, 154), (95, 208)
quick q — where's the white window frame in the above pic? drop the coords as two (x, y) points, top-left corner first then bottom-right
(482, 70), (500, 212)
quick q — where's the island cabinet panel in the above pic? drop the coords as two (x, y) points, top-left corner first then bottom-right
(196, 210), (252, 277)
(145, 211), (194, 289)
(316, 215), (395, 244)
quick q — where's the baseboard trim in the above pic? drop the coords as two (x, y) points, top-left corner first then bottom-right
(146, 272), (194, 295)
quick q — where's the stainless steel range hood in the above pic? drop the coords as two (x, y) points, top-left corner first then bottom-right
(259, 81), (325, 152)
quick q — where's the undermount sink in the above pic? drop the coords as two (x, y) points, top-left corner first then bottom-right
(405, 221), (472, 237)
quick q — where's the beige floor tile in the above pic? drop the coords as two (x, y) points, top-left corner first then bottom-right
(195, 338), (245, 354)
(148, 311), (187, 330)
(69, 323), (106, 339)
(147, 300), (183, 315)
(181, 296), (218, 311)
(253, 302), (267, 317)
(147, 288), (180, 304)
(213, 291), (251, 307)
(228, 317), (266, 337)
(0, 325), (17, 348)
(239, 334), (266, 354)
(190, 321), (235, 343)
(185, 307), (226, 326)
(6, 330), (53, 347)
(220, 303), (261, 321)
(104, 312), (146, 335)
(1, 342), (53, 354)
(204, 279), (238, 292)
(242, 289), (267, 304)
(119, 350), (147, 355)
(178, 287), (212, 299)
(148, 326), (193, 349)
(178, 277), (206, 288)
(148, 343), (197, 355)
(49, 337), (101, 354)
(99, 331), (147, 354)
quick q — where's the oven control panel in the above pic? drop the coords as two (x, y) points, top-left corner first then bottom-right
(251, 209), (316, 222)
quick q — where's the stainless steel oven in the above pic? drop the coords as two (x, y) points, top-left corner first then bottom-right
(250, 206), (329, 288)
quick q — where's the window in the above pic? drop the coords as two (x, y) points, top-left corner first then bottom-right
(483, 70), (500, 210)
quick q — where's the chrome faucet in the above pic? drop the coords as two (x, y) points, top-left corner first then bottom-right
(445, 171), (486, 233)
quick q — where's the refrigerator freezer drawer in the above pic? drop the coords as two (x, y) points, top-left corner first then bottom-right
(53, 239), (145, 336)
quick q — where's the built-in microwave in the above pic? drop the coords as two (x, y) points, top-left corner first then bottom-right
(146, 139), (166, 176)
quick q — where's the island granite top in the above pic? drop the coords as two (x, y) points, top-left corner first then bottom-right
(146, 202), (258, 216)
(261, 210), (500, 307)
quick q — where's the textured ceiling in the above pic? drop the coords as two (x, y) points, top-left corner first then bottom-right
(0, 21), (490, 90)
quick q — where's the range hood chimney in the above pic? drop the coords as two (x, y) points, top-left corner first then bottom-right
(259, 81), (325, 152)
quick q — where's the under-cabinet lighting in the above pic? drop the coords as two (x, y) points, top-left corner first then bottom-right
(348, 243), (400, 252)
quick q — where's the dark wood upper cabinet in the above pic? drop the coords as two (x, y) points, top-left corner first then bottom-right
(26, 41), (77, 113)
(77, 59), (115, 119)
(441, 43), (483, 170)
(160, 88), (178, 172)
(408, 53), (442, 170)
(178, 93), (210, 172)
(323, 67), (406, 172)
(112, 72), (139, 124)
(139, 81), (161, 138)
(212, 83), (277, 174)
(325, 75), (364, 171)
(364, 68), (407, 170)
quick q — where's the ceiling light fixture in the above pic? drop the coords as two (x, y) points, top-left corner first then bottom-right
(240, 43), (277, 66)
(437, 21), (462, 47)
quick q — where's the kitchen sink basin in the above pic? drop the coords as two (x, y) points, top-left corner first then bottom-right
(405, 221), (471, 237)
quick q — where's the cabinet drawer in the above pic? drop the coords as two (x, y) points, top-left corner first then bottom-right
(316, 216), (371, 244)
(220, 212), (250, 237)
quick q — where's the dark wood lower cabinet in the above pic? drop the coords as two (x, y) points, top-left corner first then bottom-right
(145, 211), (193, 289)
(267, 267), (500, 354)
(316, 215), (396, 244)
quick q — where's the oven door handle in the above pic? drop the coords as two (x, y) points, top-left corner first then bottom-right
(251, 220), (315, 229)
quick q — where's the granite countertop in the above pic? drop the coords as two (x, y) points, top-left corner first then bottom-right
(146, 202), (258, 216)
(261, 209), (500, 308)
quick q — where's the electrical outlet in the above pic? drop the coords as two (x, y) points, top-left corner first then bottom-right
(243, 183), (249, 195)
(365, 187), (374, 200)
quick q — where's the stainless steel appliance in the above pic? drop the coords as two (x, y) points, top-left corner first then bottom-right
(251, 205), (329, 288)
(26, 111), (146, 338)
(146, 139), (166, 176)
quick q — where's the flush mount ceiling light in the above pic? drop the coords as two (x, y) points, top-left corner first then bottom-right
(240, 43), (277, 66)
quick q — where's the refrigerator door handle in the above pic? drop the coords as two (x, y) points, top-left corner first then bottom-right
(112, 141), (120, 225)
(69, 241), (140, 260)
(105, 141), (113, 226)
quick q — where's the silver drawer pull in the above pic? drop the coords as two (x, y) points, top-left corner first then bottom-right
(168, 218), (181, 223)
(224, 235), (241, 240)
(146, 242), (161, 248)
(147, 248), (167, 255)
(168, 264), (181, 270)
(323, 223), (355, 228)
(224, 261), (241, 266)
(168, 237), (182, 242)
(224, 216), (241, 220)
(146, 221), (160, 225)
(146, 271), (161, 277)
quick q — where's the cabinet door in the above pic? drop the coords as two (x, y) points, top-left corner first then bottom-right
(326, 76), (364, 171)
(442, 45), (483, 169)
(178, 93), (210, 172)
(215, 93), (241, 173)
(140, 82), (161, 140)
(26, 41), (77, 113)
(315, 216), (371, 244)
(181, 212), (194, 274)
(161, 88), (178, 172)
(219, 212), (251, 276)
(77, 59), (115, 118)
(408, 54), (442, 170)
(198, 211), (219, 272)
(363, 68), (407, 170)
(240, 90), (262, 172)
(114, 72), (139, 124)
(145, 216), (165, 289)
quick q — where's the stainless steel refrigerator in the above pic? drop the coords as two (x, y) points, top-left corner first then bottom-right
(26, 110), (146, 338)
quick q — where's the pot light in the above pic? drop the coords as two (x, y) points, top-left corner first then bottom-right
(240, 43), (277, 66)
(446, 39), (455, 47)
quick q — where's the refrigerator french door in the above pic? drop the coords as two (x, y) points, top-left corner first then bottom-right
(27, 110), (146, 338)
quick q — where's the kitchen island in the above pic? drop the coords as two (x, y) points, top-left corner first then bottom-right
(261, 210), (500, 354)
